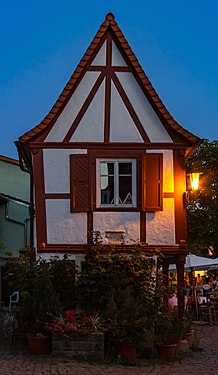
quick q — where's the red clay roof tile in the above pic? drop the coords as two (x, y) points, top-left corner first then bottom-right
(19, 13), (200, 145)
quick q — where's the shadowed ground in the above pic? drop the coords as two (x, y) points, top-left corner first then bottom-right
(0, 323), (217, 374)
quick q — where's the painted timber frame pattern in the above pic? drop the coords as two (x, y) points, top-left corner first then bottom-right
(17, 13), (201, 260)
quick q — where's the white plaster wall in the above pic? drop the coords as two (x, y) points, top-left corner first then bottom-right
(43, 149), (87, 194)
(46, 199), (87, 244)
(45, 72), (100, 142)
(110, 82), (143, 142)
(146, 198), (175, 244)
(91, 42), (106, 66)
(116, 72), (173, 143)
(93, 212), (140, 244)
(112, 41), (127, 66)
(37, 253), (76, 261)
(37, 253), (85, 271)
(70, 80), (105, 142)
(147, 149), (174, 192)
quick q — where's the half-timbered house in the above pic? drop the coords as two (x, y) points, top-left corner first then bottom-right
(16, 13), (201, 316)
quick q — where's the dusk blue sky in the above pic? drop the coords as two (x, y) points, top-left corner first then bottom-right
(1, 1), (217, 159)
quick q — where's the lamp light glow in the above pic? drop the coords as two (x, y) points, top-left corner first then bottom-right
(184, 171), (201, 207)
(190, 172), (200, 191)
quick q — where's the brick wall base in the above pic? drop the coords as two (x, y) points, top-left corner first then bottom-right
(52, 333), (104, 361)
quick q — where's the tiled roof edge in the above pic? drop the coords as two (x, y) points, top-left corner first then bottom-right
(19, 13), (200, 145)
(0, 155), (19, 165)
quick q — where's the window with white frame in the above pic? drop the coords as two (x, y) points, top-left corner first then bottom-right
(96, 159), (136, 208)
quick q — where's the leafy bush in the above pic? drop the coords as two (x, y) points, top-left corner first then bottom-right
(76, 239), (164, 347)
(155, 309), (184, 345)
(5, 255), (77, 334)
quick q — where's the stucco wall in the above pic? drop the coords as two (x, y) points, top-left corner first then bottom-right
(46, 199), (87, 244)
(0, 158), (30, 255)
(0, 159), (30, 201)
(93, 212), (140, 244)
(43, 148), (176, 246)
(146, 150), (175, 244)
(45, 72), (101, 142)
(44, 41), (173, 145)
(43, 149), (87, 193)
(146, 198), (175, 244)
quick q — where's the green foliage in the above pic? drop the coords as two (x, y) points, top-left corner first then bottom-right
(105, 287), (152, 346)
(191, 330), (203, 351)
(183, 311), (193, 333)
(186, 140), (218, 256)
(77, 241), (159, 311)
(76, 239), (166, 347)
(48, 255), (76, 310)
(5, 255), (77, 334)
(155, 309), (184, 345)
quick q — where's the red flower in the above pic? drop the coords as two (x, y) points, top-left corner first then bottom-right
(83, 316), (91, 323)
(65, 310), (75, 319)
(44, 309), (103, 337)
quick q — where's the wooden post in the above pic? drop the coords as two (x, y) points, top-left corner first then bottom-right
(177, 254), (185, 320)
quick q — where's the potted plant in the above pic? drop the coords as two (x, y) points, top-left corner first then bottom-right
(76, 240), (163, 361)
(155, 309), (184, 361)
(44, 309), (105, 360)
(183, 311), (194, 348)
(105, 287), (152, 361)
(6, 256), (58, 353)
(6, 255), (76, 353)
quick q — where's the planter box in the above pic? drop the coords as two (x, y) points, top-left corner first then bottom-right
(52, 333), (104, 361)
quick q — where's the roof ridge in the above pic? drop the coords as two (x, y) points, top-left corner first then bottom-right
(19, 13), (200, 145)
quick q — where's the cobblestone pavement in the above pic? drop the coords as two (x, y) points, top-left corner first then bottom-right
(0, 323), (218, 375)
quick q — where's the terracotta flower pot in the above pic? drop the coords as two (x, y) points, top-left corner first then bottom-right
(28, 335), (51, 354)
(176, 340), (182, 354)
(115, 343), (136, 361)
(184, 331), (194, 348)
(157, 343), (177, 361)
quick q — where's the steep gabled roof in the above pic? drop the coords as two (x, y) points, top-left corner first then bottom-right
(19, 13), (200, 146)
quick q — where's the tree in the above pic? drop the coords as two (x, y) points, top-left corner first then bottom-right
(186, 140), (218, 257)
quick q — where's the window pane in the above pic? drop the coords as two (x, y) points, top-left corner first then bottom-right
(119, 162), (132, 175)
(101, 162), (114, 175)
(101, 176), (114, 204)
(101, 176), (108, 190)
(119, 176), (132, 204)
(98, 160), (135, 207)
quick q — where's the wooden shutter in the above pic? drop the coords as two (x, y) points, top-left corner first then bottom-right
(70, 155), (89, 212)
(142, 153), (163, 211)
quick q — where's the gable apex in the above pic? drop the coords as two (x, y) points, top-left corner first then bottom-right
(105, 12), (115, 21)
(19, 13), (200, 149)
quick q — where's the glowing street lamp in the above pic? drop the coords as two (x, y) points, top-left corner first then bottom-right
(184, 172), (200, 206)
(189, 172), (200, 191)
